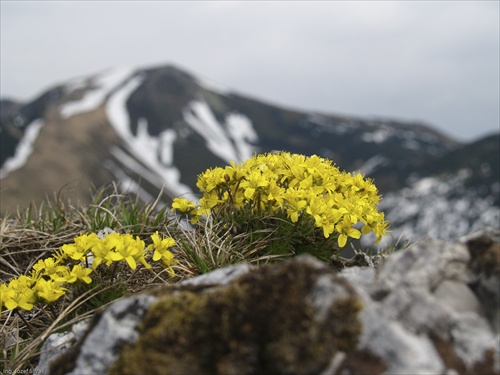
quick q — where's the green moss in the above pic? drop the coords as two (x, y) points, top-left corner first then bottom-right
(110, 259), (363, 375)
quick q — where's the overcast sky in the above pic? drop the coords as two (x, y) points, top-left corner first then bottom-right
(1, 1), (499, 141)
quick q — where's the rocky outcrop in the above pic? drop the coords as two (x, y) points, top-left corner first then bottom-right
(37, 230), (499, 375)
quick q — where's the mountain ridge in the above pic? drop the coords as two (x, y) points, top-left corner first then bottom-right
(1, 63), (498, 242)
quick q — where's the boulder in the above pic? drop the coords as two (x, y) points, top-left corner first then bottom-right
(37, 230), (499, 375)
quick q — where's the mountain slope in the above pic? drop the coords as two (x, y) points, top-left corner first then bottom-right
(1, 64), (498, 242)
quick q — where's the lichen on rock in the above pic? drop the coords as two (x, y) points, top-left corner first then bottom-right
(109, 256), (363, 375)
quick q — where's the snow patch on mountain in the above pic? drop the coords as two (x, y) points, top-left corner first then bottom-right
(302, 114), (355, 136)
(0, 119), (44, 179)
(358, 155), (388, 176)
(159, 128), (176, 166)
(362, 129), (391, 143)
(183, 100), (258, 164)
(106, 77), (193, 198)
(103, 158), (159, 205)
(60, 66), (135, 119)
(106, 74), (144, 138)
(109, 147), (161, 187)
(226, 113), (258, 161)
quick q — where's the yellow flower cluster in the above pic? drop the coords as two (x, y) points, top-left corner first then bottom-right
(0, 231), (176, 312)
(172, 152), (388, 248)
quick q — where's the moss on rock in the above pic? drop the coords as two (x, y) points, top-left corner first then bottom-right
(110, 258), (363, 375)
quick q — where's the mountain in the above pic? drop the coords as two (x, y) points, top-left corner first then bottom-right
(1, 64), (498, 243)
(0, 99), (21, 123)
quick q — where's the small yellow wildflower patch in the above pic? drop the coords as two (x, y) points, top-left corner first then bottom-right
(172, 152), (389, 249)
(0, 231), (177, 312)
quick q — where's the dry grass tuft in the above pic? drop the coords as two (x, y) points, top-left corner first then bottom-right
(1, 184), (177, 370)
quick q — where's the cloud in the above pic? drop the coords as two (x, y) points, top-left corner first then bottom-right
(0, 1), (498, 140)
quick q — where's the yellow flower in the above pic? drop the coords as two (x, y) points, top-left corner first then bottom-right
(4, 276), (37, 311)
(147, 232), (176, 277)
(0, 283), (9, 312)
(335, 216), (361, 247)
(196, 167), (226, 193)
(190, 210), (202, 225)
(148, 232), (176, 261)
(199, 192), (220, 212)
(107, 234), (146, 270)
(173, 152), (389, 250)
(224, 161), (246, 182)
(239, 170), (269, 199)
(266, 180), (285, 208)
(161, 251), (177, 277)
(53, 267), (77, 284)
(306, 195), (326, 227)
(283, 189), (307, 223)
(35, 279), (67, 304)
(32, 258), (67, 280)
(61, 233), (98, 261)
(171, 197), (197, 214)
(88, 234), (120, 268)
(69, 264), (93, 284)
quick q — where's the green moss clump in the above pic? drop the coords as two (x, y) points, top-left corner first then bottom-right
(110, 258), (363, 375)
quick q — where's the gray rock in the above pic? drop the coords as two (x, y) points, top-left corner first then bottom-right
(358, 303), (446, 374)
(334, 237), (498, 374)
(39, 233), (499, 375)
(434, 279), (482, 314)
(373, 238), (471, 292)
(108, 255), (363, 375)
(179, 261), (253, 287)
(36, 320), (89, 375)
(339, 266), (376, 287)
(67, 294), (157, 375)
(42, 294), (157, 375)
(37, 333), (75, 375)
(460, 228), (500, 335)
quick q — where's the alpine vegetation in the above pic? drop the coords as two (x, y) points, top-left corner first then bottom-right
(1, 231), (176, 313)
(172, 152), (389, 262)
(1, 152), (391, 370)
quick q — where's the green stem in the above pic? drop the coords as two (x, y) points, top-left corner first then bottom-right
(256, 191), (262, 216)
(283, 213), (304, 252)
